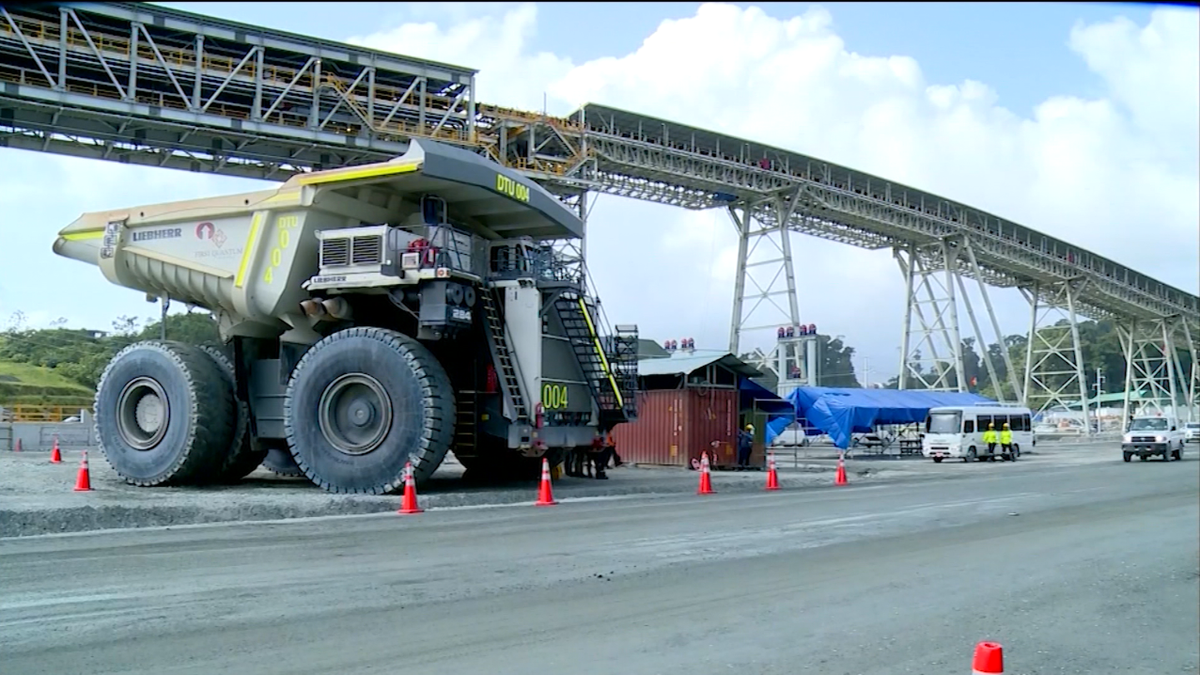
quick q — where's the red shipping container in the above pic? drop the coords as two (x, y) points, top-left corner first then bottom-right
(611, 388), (739, 469)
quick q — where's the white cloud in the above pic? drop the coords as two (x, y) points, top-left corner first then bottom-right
(4, 3), (1196, 383)
(347, 3), (573, 112)
(344, 2), (1197, 376)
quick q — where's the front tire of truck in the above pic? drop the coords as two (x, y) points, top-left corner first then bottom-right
(284, 327), (456, 494)
(94, 341), (235, 487)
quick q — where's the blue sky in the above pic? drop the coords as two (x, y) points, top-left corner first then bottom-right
(162, 1), (1151, 114)
(1, 2), (1196, 384)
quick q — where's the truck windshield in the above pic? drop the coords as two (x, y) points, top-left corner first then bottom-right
(1129, 418), (1169, 431)
(927, 412), (962, 434)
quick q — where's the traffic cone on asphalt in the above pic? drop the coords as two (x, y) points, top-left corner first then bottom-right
(14, 437), (21, 452)
(765, 451), (780, 491)
(834, 451), (848, 486)
(73, 450), (92, 492)
(535, 457), (558, 506)
(49, 436), (62, 464)
(697, 452), (715, 495)
(397, 462), (423, 515)
(972, 641), (1003, 674)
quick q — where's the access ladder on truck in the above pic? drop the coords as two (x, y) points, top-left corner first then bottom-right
(554, 292), (638, 427)
(481, 287), (529, 422)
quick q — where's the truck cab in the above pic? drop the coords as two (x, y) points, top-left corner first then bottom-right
(1122, 415), (1184, 462)
(1183, 422), (1200, 444)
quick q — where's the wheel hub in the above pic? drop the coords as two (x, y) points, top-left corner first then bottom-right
(117, 377), (170, 451)
(318, 373), (393, 456)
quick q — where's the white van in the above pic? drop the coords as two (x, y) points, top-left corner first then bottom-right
(922, 404), (1034, 463)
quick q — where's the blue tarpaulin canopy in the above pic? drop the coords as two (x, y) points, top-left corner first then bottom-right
(738, 378), (795, 444)
(739, 378), (794, 415)
(785, 387), (995, 449)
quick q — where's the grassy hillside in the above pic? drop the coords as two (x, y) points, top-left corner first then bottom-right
(0, 359), (96, 407)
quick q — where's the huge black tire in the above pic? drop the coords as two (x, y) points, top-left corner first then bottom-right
(283, 327), (455, 494)
(197, 345), (268, 483)
(261, 440), (305, 478)
(93, 340), (236, 486)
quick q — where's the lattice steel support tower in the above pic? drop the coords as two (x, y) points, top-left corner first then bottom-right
(1185, 321), (1200, 420)
(728, 191), (803, 361)
(1021, 280), (1091, 432)
(1117, 316), (1193, 421)
(895, 239), (967, 392)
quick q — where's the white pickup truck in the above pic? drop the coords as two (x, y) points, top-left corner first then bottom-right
(1184, 422), (1200, 444)
(1121, 415), (1185, 462)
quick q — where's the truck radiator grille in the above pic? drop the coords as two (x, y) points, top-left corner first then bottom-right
(1130, 435), (1158, 443)
(352, 235), (383, 265)
(320, 236), (384, 267)
(321, 239), (350, 267)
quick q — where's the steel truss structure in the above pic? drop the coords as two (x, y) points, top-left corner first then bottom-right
(1117, 318), (1198, 421)
(1020, 281), (1092, 421)
(3, 2), (1198, 415)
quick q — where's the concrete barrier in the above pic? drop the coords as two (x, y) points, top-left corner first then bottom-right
(1, 411), (95, 452)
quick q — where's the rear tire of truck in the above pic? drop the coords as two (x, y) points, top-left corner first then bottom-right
(284, 327), (455, 494)
(260, 440), (305, 478)
(93, 340), (235, 487)
(197, 345), (268, 483)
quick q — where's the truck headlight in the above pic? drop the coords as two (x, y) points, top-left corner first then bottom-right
(1154, 435), (1165, 443)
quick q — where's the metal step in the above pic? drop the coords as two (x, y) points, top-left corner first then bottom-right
(481, 289), (529, 422)
(554, 294), (627, 422)
(454, 390), (478, 451)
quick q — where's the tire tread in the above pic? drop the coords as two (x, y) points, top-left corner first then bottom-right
(282, 327), (455, 495)
(94, 340), (235, 486)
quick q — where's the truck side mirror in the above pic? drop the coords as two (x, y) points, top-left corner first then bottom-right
(1171, 426), (1177, 432)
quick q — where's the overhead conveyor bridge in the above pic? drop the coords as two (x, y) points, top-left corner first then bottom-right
(1, 1), (1196, 425)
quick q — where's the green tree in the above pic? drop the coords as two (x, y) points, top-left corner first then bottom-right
(0, 310), (221, 393)
(139, 311), (221, 345)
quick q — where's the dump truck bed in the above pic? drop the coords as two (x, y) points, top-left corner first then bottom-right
(53, 140), (581, 332)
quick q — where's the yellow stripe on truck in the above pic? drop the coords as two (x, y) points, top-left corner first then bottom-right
(234, 212), (263, 289)
(295, 161), (421, 186)
(577, 297), (624, 410)
(61, 230), (104, 241)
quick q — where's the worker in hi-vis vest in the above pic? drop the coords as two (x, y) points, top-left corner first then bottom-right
(982, 423), (998, 457)
(999, 422), (1013, 456)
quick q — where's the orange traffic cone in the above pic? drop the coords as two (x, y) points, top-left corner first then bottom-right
(14, 437), (21, 453)
(835, 451), (848, 486)
(972, 641), (1003, 674)
(73, 450), (92, 492)
(397, 462), (423, 514)
(535, 457), (557, 506)
(765, 451), (780, 491)
(697, 451), (715, 495)
(49, 436), (62, 464)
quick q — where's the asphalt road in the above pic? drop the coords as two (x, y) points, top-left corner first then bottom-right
(2, 455), (1197, 674)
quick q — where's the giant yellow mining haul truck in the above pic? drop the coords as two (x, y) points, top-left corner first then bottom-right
(53, 140), (639, 493)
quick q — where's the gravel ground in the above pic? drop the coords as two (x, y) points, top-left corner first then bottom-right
(2, 454), (1194, 674)
(0, 448), (920, 537)
(0, 439), (1123, 538)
